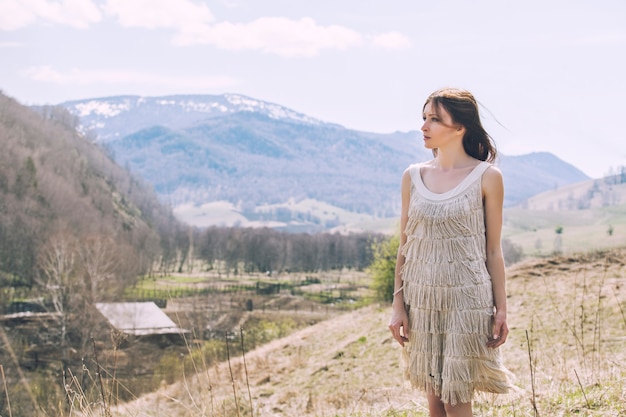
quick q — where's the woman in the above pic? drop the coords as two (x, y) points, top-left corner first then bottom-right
(388, 87), (514, 417)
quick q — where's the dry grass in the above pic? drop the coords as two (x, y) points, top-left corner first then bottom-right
(4, 250), (621, 416)
(101, 248), (626, 417)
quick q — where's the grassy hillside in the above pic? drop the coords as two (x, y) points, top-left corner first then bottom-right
(503, 180), (626, 256)
(108, 248), (626, 416)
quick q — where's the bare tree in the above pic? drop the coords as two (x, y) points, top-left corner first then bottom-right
(78, 235), (120, 303)
(36, 232), (82, 366)
(75, 235), (136, 356)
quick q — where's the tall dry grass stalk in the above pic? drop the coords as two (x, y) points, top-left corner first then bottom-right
(573, 369), (590, 408)
(225, 331), (241, 417)
(91, 337), (112, 417)
(107, 330), (126, 409)
(1, 364), (13, 417)
(0, 324), (38, 412)
(590, 260), (609, 379)
(177, 309), (218, 416)
(63, 367), (101, 416)
(614, 285), (626, 328)
(525, 329), (539, 417)
(240, 327), (254, 417)
(190, 330), (216, 416)
(580, 266), (588, 369)
(543, 273), (585, 365)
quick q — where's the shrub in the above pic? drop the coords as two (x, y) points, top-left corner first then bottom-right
(368, 234), (399, 303)
(502, 237), (523, 265)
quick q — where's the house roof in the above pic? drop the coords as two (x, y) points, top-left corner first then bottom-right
(95, 302), (188, 336)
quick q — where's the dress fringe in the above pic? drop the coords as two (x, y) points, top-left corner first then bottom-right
(400, 162), (515, 405)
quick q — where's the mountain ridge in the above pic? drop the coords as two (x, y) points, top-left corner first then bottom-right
(59, 93), (328, 142)
(55, 94), (590, 231)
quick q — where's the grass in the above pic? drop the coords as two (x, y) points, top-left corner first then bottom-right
(2, 249), (625, 416)
(495, 179), (626, 256)
(104, 248), (626, 417)
(147, 275), (213, 284)
(125, 268), (372, 310)
(503, 204), (626, 256)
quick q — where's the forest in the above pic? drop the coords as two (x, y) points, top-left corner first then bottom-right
(0, 90), (381, 305)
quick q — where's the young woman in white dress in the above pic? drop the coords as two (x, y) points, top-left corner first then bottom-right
(388, 88), (514, 417)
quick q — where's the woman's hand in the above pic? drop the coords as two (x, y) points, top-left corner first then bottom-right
(488, 309), (508, 348)
(389, 302), (410, 346)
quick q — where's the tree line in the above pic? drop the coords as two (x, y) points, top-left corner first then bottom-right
(0, 93), (383, 294)
(192, 226), (381, 275)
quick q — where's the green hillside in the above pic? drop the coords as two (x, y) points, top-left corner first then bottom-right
(503, 178), (626, 256)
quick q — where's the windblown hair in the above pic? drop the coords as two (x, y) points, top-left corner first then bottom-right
(424, 87), (497, 163)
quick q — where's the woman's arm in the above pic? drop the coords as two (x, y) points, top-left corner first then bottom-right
(482, 166), (509, 348)
(388, 169), (411, 346)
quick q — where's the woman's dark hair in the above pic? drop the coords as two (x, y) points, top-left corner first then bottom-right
(424, 87), (497, 163)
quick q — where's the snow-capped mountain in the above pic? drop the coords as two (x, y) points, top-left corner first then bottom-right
(55, 94), (590, 231)
(62, 94), (325, 142)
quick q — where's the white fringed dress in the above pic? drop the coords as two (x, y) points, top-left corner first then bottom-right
(401, 161), (513, 405)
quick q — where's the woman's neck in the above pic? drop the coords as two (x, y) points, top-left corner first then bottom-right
(434, 149), (475, 170)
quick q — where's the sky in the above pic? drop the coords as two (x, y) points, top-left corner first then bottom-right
(1, 0), (625, 179)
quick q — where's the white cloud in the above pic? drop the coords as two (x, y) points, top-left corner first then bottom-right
(0, 0), (36, 30)
(22, 65), (240, 89)
(103, 0), (214, 30)
(175, 17), (364, 57)
(101, 1), (399, 57)
(371, 31), (411, 50)
(1, 0), (410, 57)
(0, 0), (101, 30)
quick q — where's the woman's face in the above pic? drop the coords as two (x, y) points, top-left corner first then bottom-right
(421, 101), (464, 150)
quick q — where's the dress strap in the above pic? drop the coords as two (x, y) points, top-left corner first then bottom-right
(408, 161), (492, 201)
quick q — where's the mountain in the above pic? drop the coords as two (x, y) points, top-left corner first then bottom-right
(0, 92), (183, 285)
(498, 152), (591, 206)
(56, 94), (590, 231)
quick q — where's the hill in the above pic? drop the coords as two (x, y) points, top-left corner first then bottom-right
(498, 151), (595, 209)
(55, 94), (589, 231)
(503, 174), (626, 256)
(110, 248), (626, 416)
(0, 91), (183, 286)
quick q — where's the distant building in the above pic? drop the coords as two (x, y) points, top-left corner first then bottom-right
(95, 302), (188, 336)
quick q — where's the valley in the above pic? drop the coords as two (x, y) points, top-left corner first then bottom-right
(2, 90), (625, 416)
(109, 248), (626, 416)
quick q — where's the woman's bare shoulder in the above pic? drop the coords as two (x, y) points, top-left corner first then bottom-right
(484, 164), (503, 181)
(482, 164), (504, 196)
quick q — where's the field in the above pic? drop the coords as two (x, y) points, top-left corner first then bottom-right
(98, 248), (626, 417)
(0, 266), (375, 416)
(503, 204), (626, 256)
(503, 180), (626, 257)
